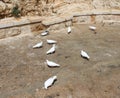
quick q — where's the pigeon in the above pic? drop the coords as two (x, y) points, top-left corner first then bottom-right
(89, 26), (97, 34)
(41, 30), (49, 36)
(89, 26), (96, 31)
(81, 50), (90, 60)
(47, 39), (57, 44)
(68, 26), (71, 34)
(44, 76), (57, 89)
(46, 60), (60, 67)
(46, 44), (56, 54)
(33, 41), (43, 48)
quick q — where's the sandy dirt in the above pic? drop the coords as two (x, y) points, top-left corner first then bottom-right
(0, 24), (120, 98)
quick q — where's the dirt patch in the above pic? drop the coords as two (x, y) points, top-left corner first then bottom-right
(0, 24), (120, 98)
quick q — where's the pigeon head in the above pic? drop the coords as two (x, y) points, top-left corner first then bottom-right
(52, 76), (57, 80)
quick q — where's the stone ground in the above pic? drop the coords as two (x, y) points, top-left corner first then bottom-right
(0, 24), (120, 98)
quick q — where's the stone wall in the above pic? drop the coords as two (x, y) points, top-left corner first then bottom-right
(0, 0), (120, 39)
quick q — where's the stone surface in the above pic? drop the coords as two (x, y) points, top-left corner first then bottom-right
(21, 25), (31, 34)
(73, 16), (91, 24)
(3, 0), (11, 3)
(6, 27), (21, 37)
(0, 0), (120, 39)
(42, 16), (66, 26)
(0, 1), (6, 13)
(0, 29), (6, 39)
(92, 0), (120, 9)
(0, 24), (120, 98)
(0, 0), (120, 19)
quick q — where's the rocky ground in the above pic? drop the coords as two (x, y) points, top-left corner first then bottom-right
(0, 24), (120, 98)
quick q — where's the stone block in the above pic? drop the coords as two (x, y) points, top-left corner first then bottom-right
(42, 16), (66, 26)
(49, 22), (66, 31)
(13, 18), (30, 26)
(0, 29), (6, 39)
(73, 16), (91, 24)
(0, 21), (14, 29)
(111, 9), (120, 15)
(92, 9), (111, 15)
(21, 25), (31, 34)
(95, 15), (104, 23)
(6, 27), (21, 37)
(28, 16), (43, 23)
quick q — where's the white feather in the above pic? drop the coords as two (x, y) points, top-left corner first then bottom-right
(41, 31), (49, 36)
(47, 39), (57, 44)
(44, 76), (57, 89)
(89, 26), (96, 30)
(33, 41), (43, 48)
(46, 60), (60, 67)
(81, 50), (90, 59)
(46, 44), (56, 54)
(68, 26), (71, 33)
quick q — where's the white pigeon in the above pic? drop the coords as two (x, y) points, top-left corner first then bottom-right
(47, 39), (57, 44)
(44, 76), (57, 89)
(89, 26), (96, 31)
(46, 44), (56, 54)
(46, 60), (60, 67)
(81, 50), (90, 60)
(41, 30), (49, 36)
(68, 26), (71, 34)
(33, 41), (43, 48)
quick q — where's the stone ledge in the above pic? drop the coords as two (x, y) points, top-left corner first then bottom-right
(103, 20), (120, 23)
(0, 9), (119, 28)
(42, 14), (73, 26)
(42, 9), (120, 26)
(0, 16), (43, 29)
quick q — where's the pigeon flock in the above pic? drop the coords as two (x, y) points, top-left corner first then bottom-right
(32, 26), (94, 89)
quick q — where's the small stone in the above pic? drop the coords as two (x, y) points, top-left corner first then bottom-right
(35, 88), (39, 92)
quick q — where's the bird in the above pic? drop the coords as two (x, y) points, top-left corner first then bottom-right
(33, 41), (43, 48)
(46, 60), (60, 67)
(47, 39), (57, 44)
(81, 50), (90, 60)
(89, 26), (96, 31)
(46, 44), (56, 54)
(67, 26), (71, 34)
(41, 30), (49, 36)
(44, 76), (57, 89)
(89, 26), (97, 34)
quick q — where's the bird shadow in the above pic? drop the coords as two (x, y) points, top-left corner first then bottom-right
(81, 55), (89, 61)
(48, 66), (60, 68)
(47, 51), (55, 55)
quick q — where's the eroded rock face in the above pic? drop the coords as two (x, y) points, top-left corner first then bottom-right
(3, 0), (11, 3)
(0, 1), (6, 13)
(0, 0), (120, 19)
(92, 0), (120, 9)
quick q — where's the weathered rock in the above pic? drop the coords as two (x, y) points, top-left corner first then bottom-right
(92, 0), (120, 9)
(21, 25), (31, 34)
(0, 0), (120, 19)
(0, 29), (6, 39)
(3, 0), (11, 3)
(6, 27), (21, 37)
(73, 16), (91, 24)
(0, 1), (6, 13)
(6, 3), (13, 10)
